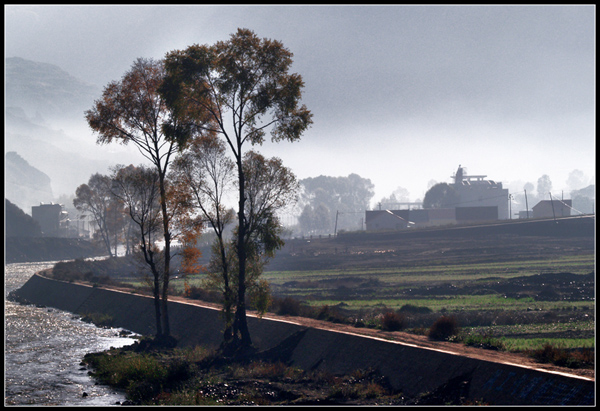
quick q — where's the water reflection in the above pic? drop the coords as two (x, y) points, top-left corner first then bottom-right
(5, 262), (136, 406)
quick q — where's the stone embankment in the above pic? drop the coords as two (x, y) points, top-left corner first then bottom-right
(14, 273), (594, 405)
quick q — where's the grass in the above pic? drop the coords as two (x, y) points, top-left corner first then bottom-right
(81, 343), (412, 405)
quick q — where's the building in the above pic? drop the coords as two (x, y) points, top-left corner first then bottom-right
(532, 199), (572, 219)
(365, 209), (411, 231)
(31, 203), (69, 237)
(451, 165), (509, 220)
(365, 165), (510, 232)
(365, 206), (499, 231)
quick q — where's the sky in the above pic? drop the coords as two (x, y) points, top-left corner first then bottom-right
(4, 4), (596, 205)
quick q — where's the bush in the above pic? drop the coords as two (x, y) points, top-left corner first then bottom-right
(428, 315), (459, 341)
(316, 305), (346, 323)
(273, 296), (303, 316)
(529, 344), (594, 369)
(381, 311), (406, 331)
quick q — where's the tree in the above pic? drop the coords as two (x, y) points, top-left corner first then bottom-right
(162, 28), (312, 349)
(74, 173), (117, 257)
(85, 58), (205, 338)
(235, 151), (297, 320)
(171, 135), (237, 341)
(111, 164), (165, 336)
(536, 174), (553, 198)
(298, 174), (374, 234)
(378, 186), (410, 208)
(422, 183), (460, 209)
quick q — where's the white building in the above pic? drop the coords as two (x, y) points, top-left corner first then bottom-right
(451, 165), (509, 220)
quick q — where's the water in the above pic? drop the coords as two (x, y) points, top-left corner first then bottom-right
(5, 262), (137, 406)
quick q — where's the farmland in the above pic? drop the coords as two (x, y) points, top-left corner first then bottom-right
(51, 215), (595, 362)
(178, 216), (596, 356)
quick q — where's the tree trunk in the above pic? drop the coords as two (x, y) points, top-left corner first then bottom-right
(234, 159), (252, 348)
(159, 172), (171, 337)
(220, 237), (233, 343)
(142, 244), (162, 336)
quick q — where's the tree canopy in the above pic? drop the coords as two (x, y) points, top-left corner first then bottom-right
(161, 28), (312, 349)
(422, 183), (460, 209)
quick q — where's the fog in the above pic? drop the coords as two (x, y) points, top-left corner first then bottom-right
(5, 5), (595, 208)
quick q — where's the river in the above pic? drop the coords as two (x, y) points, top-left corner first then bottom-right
(5, 262), (136, 406)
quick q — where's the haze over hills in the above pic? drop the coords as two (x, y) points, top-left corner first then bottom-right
(5, 57), (99, 123)
(5, 57), (147, 214)
(5, 151), (54, 213)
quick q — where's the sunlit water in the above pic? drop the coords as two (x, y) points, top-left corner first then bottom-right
(5, 262), (137, 406)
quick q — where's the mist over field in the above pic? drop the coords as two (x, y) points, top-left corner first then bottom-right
(5, 5), (595, 220)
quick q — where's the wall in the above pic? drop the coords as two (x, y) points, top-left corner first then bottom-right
(14, 274), (594, 405)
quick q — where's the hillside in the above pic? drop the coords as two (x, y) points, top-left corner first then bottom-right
(5, 152), (54, 213)
(4, 57), (130, 199)
(5, 57), (99, 122)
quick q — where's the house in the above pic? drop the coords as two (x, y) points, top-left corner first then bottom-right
(532, 200), (572, 219)
(365, 210), (410, 231)
(31, 203), (62, 236)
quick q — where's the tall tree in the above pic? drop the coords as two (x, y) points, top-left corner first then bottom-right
(299, 174), (374, 235)
(85, 58), (206, 338)
(111, 164), (164, 336)
(171, 135), (237, 341)
(162, 28), (312, 349)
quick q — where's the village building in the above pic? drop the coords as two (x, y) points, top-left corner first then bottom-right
(31, 203), (69, 237)
(532, 199), (572, 219)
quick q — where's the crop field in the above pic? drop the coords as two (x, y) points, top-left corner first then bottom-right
(62, 216), (595, 357)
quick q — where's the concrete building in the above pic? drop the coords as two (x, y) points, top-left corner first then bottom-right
(365, 166), (510, 232)
(31, 203), (68, 237)
(451, 165), (509, 220)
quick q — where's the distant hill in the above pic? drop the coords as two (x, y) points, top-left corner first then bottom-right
(5, 57), (99, 122)
(5, 199), (42, 237)
(4, 57), (136, 199)
(5, 152), (54, 213)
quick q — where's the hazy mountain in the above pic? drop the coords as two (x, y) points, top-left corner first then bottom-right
(5, 151), (54, 214)
(5, 57), (144, 201)
(5, 57), (99, 123)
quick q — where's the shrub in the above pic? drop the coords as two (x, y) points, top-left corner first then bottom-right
(428, 315), (459, 341)
(273, 296), (303, 316)
(316, 305), (346, 323)
(381, 311), (406, 331)
(81, 312), (114, 328)
(529, 344), (594, 369)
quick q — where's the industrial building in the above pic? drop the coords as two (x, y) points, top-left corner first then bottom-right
(451, 165), (509, 220)
(366, 165), (510, 232)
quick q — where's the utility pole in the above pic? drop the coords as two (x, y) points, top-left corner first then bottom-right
(524, 189), (529, 219)
(549, 192), (557, 222)
(334, 210), (339, 236)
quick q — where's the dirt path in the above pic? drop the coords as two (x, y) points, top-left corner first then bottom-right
(164, 293), (594, 382)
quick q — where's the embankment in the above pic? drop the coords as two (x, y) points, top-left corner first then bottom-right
(14, 274), (594, 405)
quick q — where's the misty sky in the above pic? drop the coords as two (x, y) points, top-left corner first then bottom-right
(5, 4), (595, 204)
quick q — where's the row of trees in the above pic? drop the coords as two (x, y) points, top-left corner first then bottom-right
(77, 28), (312, 351)
(297, 174), (375, 235)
